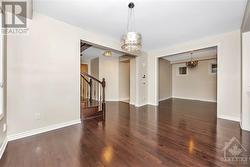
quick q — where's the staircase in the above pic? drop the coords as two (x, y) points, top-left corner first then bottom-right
(80, 73), (106, 120)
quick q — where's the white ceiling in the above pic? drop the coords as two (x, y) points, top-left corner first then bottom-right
(34, 0), (247, 52)
(82, 46), (124, 61)
(163, 47), (217, 63)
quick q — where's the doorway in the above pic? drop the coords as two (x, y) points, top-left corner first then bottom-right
(119, 59), (130, 103)
(158, 47), (218, 121)
(79, 40), (136, 120)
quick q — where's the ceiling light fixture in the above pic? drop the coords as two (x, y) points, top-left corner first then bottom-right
(103, 50), (112, 57)
(186, 52), (198, 68)
(121, 2), (142, 52)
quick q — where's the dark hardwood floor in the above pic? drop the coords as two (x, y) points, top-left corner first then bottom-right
(1, 98), (250, 167)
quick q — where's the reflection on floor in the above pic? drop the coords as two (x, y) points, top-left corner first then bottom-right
(1, 98), (250, 167)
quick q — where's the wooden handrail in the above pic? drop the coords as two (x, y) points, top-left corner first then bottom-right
(80, 73), (106, 100)
(81, 72), (103, 85)
(80, 72), (106, 120)
(81, 75), (91, 85)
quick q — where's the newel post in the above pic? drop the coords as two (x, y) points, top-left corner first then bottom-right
(89, 79), (93, 103)
(102, 78), (106, 120)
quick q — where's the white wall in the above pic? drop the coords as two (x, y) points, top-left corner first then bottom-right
(99, 56), (119, 101)
(119, 61), (130, 102)
(241, 1), (250, 132)
(242, 31), (250, 131)
(130, 58), (136, 105)
(7, 12), (124, 136)
(172, 59), (217, 102)
(135, 55), (148, 106)
(159, 59), (172, 101)
(148, 30), (241, 122)
(0, 33), (7, 156)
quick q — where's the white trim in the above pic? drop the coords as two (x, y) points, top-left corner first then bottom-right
(8, 119), (81, 141)
(119, 98), (130, 102)
(241, 124), (250, 132)
(159, 97), (171, 102)
(135, 103), (148, 107)
(217, 115), (240, 122)
(106, 99), (120, 102)
(0, 137), (7, 159)
(147, 103), (158, 106)
(129, 102), (135, 105)
(171, 96), (217, 103)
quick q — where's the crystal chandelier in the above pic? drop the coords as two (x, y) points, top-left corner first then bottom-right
(121, 2), (142, 52)
(186, 52), (198, 68)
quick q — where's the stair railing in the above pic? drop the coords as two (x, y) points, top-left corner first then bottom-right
(80, 72), (106, 119)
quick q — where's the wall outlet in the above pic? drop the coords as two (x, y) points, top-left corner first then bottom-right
(3, 123), (7, 132)
(35, 113), (41, 120)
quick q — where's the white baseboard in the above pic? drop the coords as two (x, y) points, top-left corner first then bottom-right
(106, 99), (119, 102)
(0, 137), (8, 159)
(217, 115), (240, 122)
(8, 119), (81, 142)
(147, 103), (158, 106)
(159, 97), (171, 102)
(240, 123), (250, 132)
(119, 98), (130, 102)
(242, 127), (250, 132)
(135, 103), (148, 107)
(171, 96), (217, 103)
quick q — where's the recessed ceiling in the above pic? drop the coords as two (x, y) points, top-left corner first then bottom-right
(82, 46), (124, 61)
(163, 47), (217, 63)
(34, 0), (247, 52)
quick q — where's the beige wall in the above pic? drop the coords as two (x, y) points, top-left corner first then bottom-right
(159, 59), (172, 101)
(7, 13), (80, 136)
(172, 59), (217, 102)
(130, 58), (136, 105)
(90, 58), (99, 78)
(99, 56), (119, 101)
(90, 58), (99, 100)
(119, 61), (130, 102)
(6, 12), (125, 136)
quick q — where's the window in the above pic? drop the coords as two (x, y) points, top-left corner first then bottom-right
(177, 66), (188, 76)
(209, 63), (217, 74)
